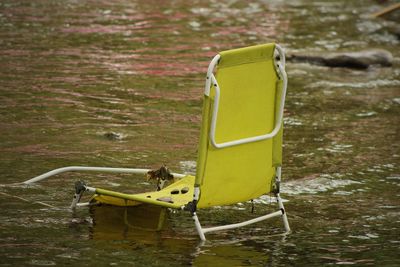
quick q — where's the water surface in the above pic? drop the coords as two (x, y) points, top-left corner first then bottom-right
(0, 0), (399, 266)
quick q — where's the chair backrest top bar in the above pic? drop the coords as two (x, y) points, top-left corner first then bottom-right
(218, 43), (275, 69)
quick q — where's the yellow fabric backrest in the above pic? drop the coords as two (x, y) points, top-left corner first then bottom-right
(196, 43), (283, 208)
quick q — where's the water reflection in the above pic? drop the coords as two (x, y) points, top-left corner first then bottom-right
(193, 242), (272, 266)
(89, 203), (293, 266)
(89, 204), (168, 241)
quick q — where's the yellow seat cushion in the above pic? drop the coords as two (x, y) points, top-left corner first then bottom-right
(91, 175), (195, 209)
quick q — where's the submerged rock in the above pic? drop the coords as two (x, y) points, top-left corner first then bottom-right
(288, 49), (393, 69)
(104, 132), (124, 140)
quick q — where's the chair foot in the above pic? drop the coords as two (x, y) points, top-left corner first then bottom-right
(276, 194), (291, 232)
(192, 212), (206, 241)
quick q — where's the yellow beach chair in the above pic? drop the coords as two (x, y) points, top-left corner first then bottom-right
(24, 43), (290, 241)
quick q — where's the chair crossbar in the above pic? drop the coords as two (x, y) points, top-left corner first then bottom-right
(201, 209), (283, 234)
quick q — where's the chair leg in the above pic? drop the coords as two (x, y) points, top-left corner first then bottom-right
(192, 212), (206, 241)
(276, 193), (290, 233)
(191, 193), (289, 241)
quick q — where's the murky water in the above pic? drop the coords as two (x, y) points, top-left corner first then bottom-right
(0, 0), (399, 266)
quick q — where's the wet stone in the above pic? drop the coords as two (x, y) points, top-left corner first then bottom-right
(287, 49), (393, 69)
(103, 132), (124, 141)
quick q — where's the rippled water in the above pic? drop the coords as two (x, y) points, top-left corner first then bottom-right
(0, 0), (399, 266)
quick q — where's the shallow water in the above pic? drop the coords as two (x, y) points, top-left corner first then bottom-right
(0, 0), (399, 266)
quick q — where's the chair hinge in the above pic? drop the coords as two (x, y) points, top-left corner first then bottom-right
(74, 180), (87, 194)
(184, 200), (197, 214)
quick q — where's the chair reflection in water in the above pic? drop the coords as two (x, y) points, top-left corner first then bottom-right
(25, 43), (290, 241)
(90, 204), (168, 241)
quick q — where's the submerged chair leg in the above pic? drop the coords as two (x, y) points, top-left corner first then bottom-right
(274, 167), (290, 233)
(189, 187), (206, 241)
(192, 212), (206, 241)
(70, 180), (87, 209)
(189, 188), (289, 241)
(276, 193), (290, 233)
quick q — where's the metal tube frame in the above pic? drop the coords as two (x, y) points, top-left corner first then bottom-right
(23, 44), (290, 241)
(25, 166), (290, 239)
(23, 166), (186, 209)
(191, 45), (290, 240)
(23, 166), (186, 185)
(192, 166), (290, 241)
(205, 44), (288, 149)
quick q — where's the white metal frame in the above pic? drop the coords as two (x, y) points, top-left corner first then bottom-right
(23, 165), (290, 240)
(22, 166), (186, 209)
(191, 167), (290, 241)
(190, 44), (290, 240)
(22, 44), (290, 241)
(205, 44), (288, 149)
(23, 166), (186, 185)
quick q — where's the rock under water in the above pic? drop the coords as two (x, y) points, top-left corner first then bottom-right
(288, 49), (393, 69)
(103, 132), (124, 140)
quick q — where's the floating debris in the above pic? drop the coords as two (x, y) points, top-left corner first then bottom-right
(147, 165), (174, 190)
(356, 111), (377, 117)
